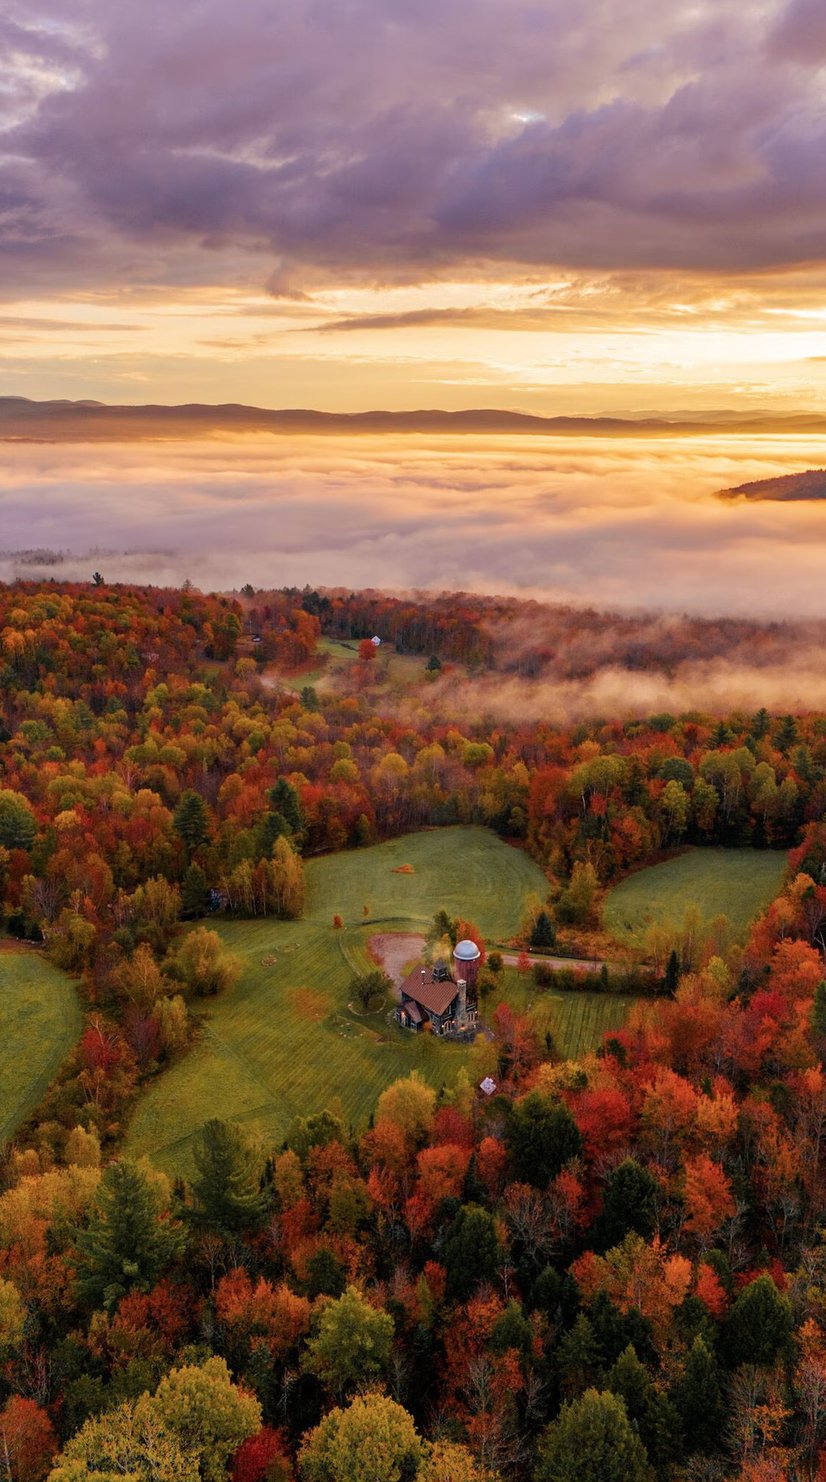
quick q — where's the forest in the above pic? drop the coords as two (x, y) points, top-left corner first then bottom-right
(1, 580), (826, 1480)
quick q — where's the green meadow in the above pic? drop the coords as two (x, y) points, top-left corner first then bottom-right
(603, 846), (787, 946)
(0, 945), (82, 1146)
(125, 827), (628, 1173)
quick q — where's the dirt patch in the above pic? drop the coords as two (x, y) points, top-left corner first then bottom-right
(288, 987), (328, 1022)
(0, 940), (38, 955)
(368, 933), (426, 998)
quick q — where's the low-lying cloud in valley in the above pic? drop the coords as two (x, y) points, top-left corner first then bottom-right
(2, 431), (826, 626)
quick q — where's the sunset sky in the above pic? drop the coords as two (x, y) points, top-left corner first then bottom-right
(4, 0), (826, 415)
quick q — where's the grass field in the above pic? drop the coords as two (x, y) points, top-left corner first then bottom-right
(0, 944), (82, 1146)
(125, 827), (630, 1173)
(281, 637), (438, 694)
(603, 847), (787, 946)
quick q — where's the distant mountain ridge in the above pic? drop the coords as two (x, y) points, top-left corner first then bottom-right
(4, 396), (826, 441)
(718, 469), (826, 501)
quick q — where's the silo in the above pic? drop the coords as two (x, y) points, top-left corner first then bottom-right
(453, 938), (481, 998)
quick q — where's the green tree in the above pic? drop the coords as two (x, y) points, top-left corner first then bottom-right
(671, 1335), (724, 1457)
(172, 790), (211, 856)
(535, 1388), (650, 1482)
(724, 1273), (793, 1368)
(48, 1394), (195, 1481)
(0, 790), (37, 851)
(50, 1358), (259, 1482)
(596, 1159), (660, 1249)
(350, 968), (392, 1012)
(188, 1119), (266, 1238)
(812, 980), (826, 1046)
(152, 1357), (261, 1482)
(664, 950), (680, 995)
(608, 1344), (679, 1474)
(304, 1285), (394, 1400)
(506, 1093), (582, 1188)
(299, 1393), (421, 1482)
(181, 863), (210, 919)
(530, 910), (557, 951)
(557, 1315), (601, 1399)
(74, 1162), (183, 1312)
(268, 778), (304, 841)
(443, 1205), (502, 1301)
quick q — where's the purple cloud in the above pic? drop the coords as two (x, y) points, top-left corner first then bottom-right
(2, 0), (826, 296)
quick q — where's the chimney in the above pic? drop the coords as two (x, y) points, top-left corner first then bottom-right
(457, 978), (467, 1029)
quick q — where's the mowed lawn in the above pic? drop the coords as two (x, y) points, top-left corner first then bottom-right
(494, 966), (632, 1061)
(603, 847), (787, 945)
(0, 943), (82, 1145)
(126, 827), (628, 1174)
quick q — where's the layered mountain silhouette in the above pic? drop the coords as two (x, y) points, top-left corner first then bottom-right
(4, 397), (826, 442)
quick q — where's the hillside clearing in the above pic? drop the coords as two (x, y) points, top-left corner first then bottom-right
(603, 847), (787, 946)
(125, 827), (627, 1173)
(0, 943), (82, 1146)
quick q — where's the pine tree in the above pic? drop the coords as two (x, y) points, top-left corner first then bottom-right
(664, 949), (680, 995)
(268, 779), (304, 841)
(74, 1161), (183, 1311)
(557, 1315), (602, 1399)
(530, 910), (557, 951)
(535, 1389), (650, 1482)
(724, 1273), (793, 1368)
(596, 1158), (659, 1249)
(188, 1119), (266, 1238)
(608, 1344), (680, 1474)
(812, 981), (826, 1047)
(443, 1205), (502, 1301)
(181, 863), (210, 919)
(671, 1335), (724, 1456)
(505, 1092), (583, 1188)
(173, 790), (211, 856)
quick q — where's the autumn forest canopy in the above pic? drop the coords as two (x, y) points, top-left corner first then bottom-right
(2, 578), (826, 1481)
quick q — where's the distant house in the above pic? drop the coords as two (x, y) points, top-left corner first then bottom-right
(395, 938), (482, 1037)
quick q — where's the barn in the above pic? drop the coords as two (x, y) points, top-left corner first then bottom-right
(395, 938), (482, 1037)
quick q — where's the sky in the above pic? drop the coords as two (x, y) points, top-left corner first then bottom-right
(3, 0), (826, 414)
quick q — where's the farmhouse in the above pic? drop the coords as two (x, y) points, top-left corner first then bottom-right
(396, 937), (481, 1037)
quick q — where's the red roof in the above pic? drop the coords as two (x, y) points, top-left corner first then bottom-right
(400, 966), (459, 1018)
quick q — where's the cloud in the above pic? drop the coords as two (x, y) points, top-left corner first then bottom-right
(2, 429), (826, 619)
(3, 0), (826, 299)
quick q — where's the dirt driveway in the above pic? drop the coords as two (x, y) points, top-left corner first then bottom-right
(368, 932), (426, 1000)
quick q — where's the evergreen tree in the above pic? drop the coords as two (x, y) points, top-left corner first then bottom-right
(812, 980), (826, 1047)
(751, 707), (770, 739)
(596, 1159), (659, 1249)
(506, 1093), (582, 1188)
(530, 910), (557, 951)
(535, 1388), (650, 1482)
(607, 1344), (680, 1475)
(173, 790), (211, 856)
(664, 949), (680, 995)
(671, 1335), (724, 1456)
(181, 863), (210, 919)
(557, 1315), (602, 1399)
(188, 1119), (266, 1238)
(776, 713), (799, 754)
(74, 1162), (183, 1311)
(443, 1205), (502, 1301)
(268, 778), (304, 841)
(724, 1273), (793, 1368)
